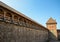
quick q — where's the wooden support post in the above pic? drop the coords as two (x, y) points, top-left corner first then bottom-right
(17, 16), (20, 25)
(11, 14), (14, 23)
(4, 10), (6, 21)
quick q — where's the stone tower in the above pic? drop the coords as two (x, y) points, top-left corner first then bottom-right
(46, 17), (57, 40)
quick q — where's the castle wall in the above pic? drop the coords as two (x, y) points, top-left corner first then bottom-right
(0, 21), (48, 42)
(0, 5), (49, 42)
(57, 30), (60, 40)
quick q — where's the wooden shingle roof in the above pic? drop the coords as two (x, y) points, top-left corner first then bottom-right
(46, 17), (57, 24)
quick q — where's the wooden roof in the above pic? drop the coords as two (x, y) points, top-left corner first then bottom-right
(46, 17), (57, 24)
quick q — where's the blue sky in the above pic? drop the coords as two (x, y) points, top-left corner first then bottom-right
(1, 0), (60, 29)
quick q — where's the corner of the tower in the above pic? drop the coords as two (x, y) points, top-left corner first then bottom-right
(46, 17), (58, 40)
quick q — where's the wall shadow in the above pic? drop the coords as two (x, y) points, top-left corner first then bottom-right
(57, 30), (60, 41)
(48, 30), (58, 41)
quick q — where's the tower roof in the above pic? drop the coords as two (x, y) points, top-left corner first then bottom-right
(46, 17), (57, 24)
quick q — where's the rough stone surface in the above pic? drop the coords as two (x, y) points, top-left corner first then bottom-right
(57, 30), (60, 40)
(49, 40), (60, 42)
(0, 21), (48, 42)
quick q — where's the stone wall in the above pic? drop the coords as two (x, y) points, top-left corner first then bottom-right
(0, 4), (49, 42)
(0, 21), (48, 42)
(57, 30), (60, 40)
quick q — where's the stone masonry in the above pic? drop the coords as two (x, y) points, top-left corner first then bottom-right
(0, 1), (48, 42)
(0, 1), (60, 42)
